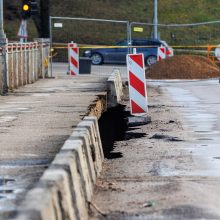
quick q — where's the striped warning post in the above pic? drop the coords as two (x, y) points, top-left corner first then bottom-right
(157, 46), (166, 61)
(127, 53), (148, 115)
(68, 43), (79, 75)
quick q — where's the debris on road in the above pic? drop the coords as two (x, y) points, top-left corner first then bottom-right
(127, 116), (152, 127)
(146, 55), (220, 79)
(142, 201), (156, 208)
(150, 133), (183, 142)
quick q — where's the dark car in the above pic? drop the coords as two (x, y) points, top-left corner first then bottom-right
(83, 39), (173, 66)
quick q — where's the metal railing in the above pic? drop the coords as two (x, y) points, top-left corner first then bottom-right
(0, 39), (50, 94)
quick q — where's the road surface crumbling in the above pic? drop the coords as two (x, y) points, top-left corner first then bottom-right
(90, 85), (220, 219)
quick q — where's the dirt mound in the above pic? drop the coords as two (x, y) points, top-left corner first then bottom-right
(146, 55), (220, 79)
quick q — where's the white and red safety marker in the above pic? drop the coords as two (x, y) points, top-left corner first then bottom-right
(68, 43), (79, 75)
(157, 46), (166, 61)
(127, 53), (148, 115)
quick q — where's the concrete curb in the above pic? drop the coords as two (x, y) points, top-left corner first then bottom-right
(14, 117), (103, 220)
(13, 72), (123, 220)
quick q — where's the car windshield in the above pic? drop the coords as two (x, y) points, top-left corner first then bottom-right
(115, 39), (170, 47)
(116, 40), (128, 46)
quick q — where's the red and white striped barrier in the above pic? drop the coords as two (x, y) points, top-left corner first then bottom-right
(166, 47), (173, 57)
(127, 53), (148, 115)
(68, 43), (79, 76)
(157, 46), (166, 61)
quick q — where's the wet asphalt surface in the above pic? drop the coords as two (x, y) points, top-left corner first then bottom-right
(160, 79), (220, 178)
(91, 79), (220, 219)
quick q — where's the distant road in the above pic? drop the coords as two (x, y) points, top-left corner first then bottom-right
(52, 62), (128, 79)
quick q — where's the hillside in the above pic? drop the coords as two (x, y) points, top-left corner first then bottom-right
(4, 0), (220, 45)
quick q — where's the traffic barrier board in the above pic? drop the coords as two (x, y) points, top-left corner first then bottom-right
(157, 46), (166, 61)
(127, 53), (148, 115)
(215, 45), (220, 61)
(68, 43), (79, 75)
(17, 19), (28, 38)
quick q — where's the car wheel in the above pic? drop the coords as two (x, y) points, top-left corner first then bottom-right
(91, 53), (103, 65)
(146, 55), (157, 66)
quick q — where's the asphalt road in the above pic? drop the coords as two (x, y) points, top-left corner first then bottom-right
(160, 79), (220, 177)
(52, 62), (127, 79)
(91, 78), (220, 219)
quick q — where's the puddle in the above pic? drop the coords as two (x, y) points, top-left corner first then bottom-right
(32, 93), (51, 97)
(0, 178), (16, 201)
(0, 195), (6, 199)
(0, 158), (51, 167)
(0, 178), (15, 186)
(0, 190), (13, 194)
(197, 138), (213, 141)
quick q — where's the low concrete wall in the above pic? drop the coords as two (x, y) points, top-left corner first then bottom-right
(13, 72), (123, 220)
(107, 69), (123, 108)
(14, 117), (103, 220)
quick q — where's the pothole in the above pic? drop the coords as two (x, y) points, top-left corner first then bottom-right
(0, 178), (15, 186)
(197, 138), (213, 141)
(125, 132), (146, 140)
(150, 134), (183, 142)
(213, 157), (220, 160)
(98, 105), (128, 159)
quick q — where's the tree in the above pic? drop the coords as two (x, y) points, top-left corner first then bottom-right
(33, 0), (50, 38)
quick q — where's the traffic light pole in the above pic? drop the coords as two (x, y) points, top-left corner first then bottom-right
(0, 0), (7, 94)
(0, 0), (6, 39)
(153, 0), (158, 39)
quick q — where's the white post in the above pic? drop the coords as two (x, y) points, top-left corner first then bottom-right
(153, 0), (158, 40)
(0, 0), (6, 39)
(0, 0), (7, 94)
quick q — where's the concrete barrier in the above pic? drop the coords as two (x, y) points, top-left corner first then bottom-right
(107, 68), (123, 108)
(14, 117), (103, 220)
(13, 72), (123, 220)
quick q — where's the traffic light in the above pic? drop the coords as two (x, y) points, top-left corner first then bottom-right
(21, 0), (38, 19)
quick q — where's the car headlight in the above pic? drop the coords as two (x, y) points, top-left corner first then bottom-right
(84, 50), (92, 57)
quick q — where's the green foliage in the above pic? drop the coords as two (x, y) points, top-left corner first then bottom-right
(4, 0), (220, 45)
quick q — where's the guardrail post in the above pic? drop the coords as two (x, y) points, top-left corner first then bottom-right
(0, 38), (7, 94)
(34, 38), (50, 79)
(0, 50), (2, 94)
(14, 43), (19, 89)
(24, 43), (28, 85)
(7, 44), (13, 91)
(33, 42), (38, 81)
(28, 43), (32, 84)
(21, 43), (25, 86)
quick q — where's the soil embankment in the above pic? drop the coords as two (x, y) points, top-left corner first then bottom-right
(146, 55), (220, 79)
